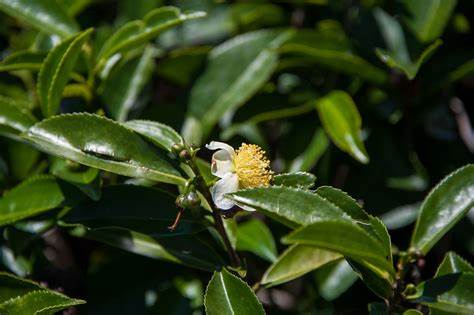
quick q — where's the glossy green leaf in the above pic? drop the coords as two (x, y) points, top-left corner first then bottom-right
(406, 273), (474, 314)
(410, 164), (474, 255)
(0, 175), (64, 227)
(315, 260), (358, 301)
(97, 7), (205, 67)
(205, 269), (264, 315)
(228, 186), (350, 228)
(62, 185), (206, 237)
(38, 28), (92, 117)
(374, 8), (442, 80)
(348, 259), (394, 299)
(25, 113), (185, 185)
(0, 0), (79, 38)
(280, 30), (387, 84)
(289, 128), (329, 172)
(101, 46), (155, 121)
(0, 96), (37, 140)
(262, 245), (341, 287)
(50, 158), (101, 200)
(78, 228), (225, 272)
(401, 0), (458, 43)
(0, 51), (46, 72)
(125, 120), (184, 152)
(184, 29), (293, 144)
(0, 271), (85, 314)
(316, 91), (369, 163)
(435, 252), (474, 277)
(283, 221), (394, 280)
(236, 219), (277, 262)
(273, 172), (316, 189)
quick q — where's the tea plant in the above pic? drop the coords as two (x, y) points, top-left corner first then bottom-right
(0, 0), (472, 314)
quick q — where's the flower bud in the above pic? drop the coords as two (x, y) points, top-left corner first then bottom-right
(183, 191), (201, 209)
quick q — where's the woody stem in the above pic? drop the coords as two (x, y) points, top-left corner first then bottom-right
(188, 158), (241, 268)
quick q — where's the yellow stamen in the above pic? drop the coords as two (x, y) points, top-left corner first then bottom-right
(234, 143), (273, 188)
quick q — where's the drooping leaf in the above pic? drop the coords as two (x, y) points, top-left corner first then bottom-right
(236, 219), (277, 263)
(315, 260), (358, 301)
(282, 220), (395, 281)
(435, 252), (474, 277)
(262, 245), (341, 287)
(38, 28), (93, 117)
(273, 172), (316, 189)
(101, 46), (156, 122)
(0, 0), (79, 38)
(406, 273), (474, 314)
(125, 120), (184, 152)
(401, 0), (458, 43)
(184, 29), (293, 144)
(289, 128), (329, 172)
(280, 30), (387, 84)
(25, 113), (185, 185)
(76, 228), (225, 272)
(316, 91), (369, 163)
(0, 96), (37, 140)
(96, 7), (205, 68)
(0, 175), (64, 227)
(0, 271), (85, 314)
(0, 51), (46, 72)
(204, 269), (264, 315)
(410, 164), (474, 255)
(50, 157), (101, 200)
(374, 8), (442, 80)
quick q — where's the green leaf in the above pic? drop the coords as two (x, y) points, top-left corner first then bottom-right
(50, 158), (101, 200)
(406, 273), (474, 314)
(204, 269), (264, 315)
(289, 128), (329, 172)
(78, 228), (225, 272)
(0, 51), (46, 72)
(125, 120), (184, 152)
(96, 7), (205, 67)
(25, 113), (185, 185)
(273, 172), (316, 189)
(435, 252), (474, 277)
(316, 91), (369, 163)
(101, 46), (156, 122)
(0, 272), (85, 314)
(403, 310), (423, 315)
(280, 30), (387, 84)
(348, 259), (394, 299)
(262, 245), (341, 287)
(0, 96), (37, 140)
(228, 186), (350, 229)
(0, 0), (79, 38)
(38, 28), (92, 117)
(0, 175), (64, 227)
(7, 141), (40, 180)
(62, 185), (206, 237)
(315, 260), (358, 301)
(184, 29), (293, 144)
(401, 0), (458, 43)
(410, 164), (474, 255)
(236, 219), (277, 263)
(282, 221), (395, 281)
(374, 8), (442, 80)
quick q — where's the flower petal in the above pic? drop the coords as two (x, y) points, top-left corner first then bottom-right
(211, 173), (239, 210)
(206, 141), (235, 178)
(205, 141), (235, 155)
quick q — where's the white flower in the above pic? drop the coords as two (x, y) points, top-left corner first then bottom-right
(205, 141), (273, 211)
